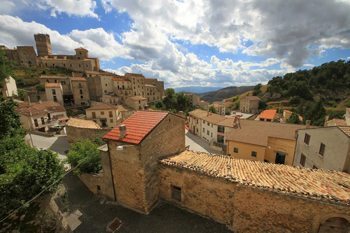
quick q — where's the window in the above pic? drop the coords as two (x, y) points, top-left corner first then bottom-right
(80, 95), (83, 99)
(41, 117), (45, 125)
(80, 89), (83, 94)
(97, 185), (101, 191)
(53, 96), (57, 102)
(51, 89), (56, 95)
(101, 111), (105, 115)
(319, 143), (325, 156)
(217, 135), (224, 144)
(110, 119), (113, 123)
(234, 147), (238, 153)
(207, 122), (210, 126)
(171, 185), (182, 202)
(304, 133), (310, 145)
(109, 111), (113, 117)
(207, 130), (209, 135)
(34, 119), (39, 127)
(92, 112), (96, 118)
(203, 128), (205, 132)
(300, 153), (306, 166)
(251, 151), (257, 157)
(218, 126), (225, 133)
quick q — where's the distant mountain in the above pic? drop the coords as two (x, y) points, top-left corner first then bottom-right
(199, 86), (254, 102)
(173, 86), (222, 94)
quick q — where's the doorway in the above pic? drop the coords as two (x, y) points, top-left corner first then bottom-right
(275, 152), (286, 164)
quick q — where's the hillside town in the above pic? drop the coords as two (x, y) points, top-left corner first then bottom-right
(1, 32), (350, 233)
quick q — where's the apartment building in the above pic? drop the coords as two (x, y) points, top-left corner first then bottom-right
(16, 101), (67, 132)
(45, 82), (64, 105)
(112, 76), (133, 101)
(293, 126), (350, 172)
(125, 73), (145, 96)
(85, 102), (120, 128)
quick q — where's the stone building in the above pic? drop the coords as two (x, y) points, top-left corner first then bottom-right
(85, 102), (121, 128)
(103, 111), (185, 213)
(239, 95), (260, 114)
(1, 76), (18, 98)
(293, 126), (350, 172)
(112, 76), (132, 101)
(70, 77), (90, 106)
(1, 45), (37, 67)
(184, 93), (201, 106)
(45, 82), (64, 105)
(125, 96), (147, 110)
(65, 118), (109, 144)
(144, 78), (164, 98)
(159, 151), (350, 233)
(16, 101), (67, 132)
(81, 110), (350, 233)
(145, 84), (160, 103)
(225, 119), (306, 165)
(34, 34), (52, 56)
(125, 73), (146, 96)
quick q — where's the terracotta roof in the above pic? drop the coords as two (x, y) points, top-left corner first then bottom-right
(225, 120), (306, 146)
(70, 77), (87, 81)
(45, 82), (61, 88)
(325, 119), (347, 127)
(189, 109), (226, 124)
(161, 150), (350, 205)
(86, 102), (117, 111)
(66, 118), (101, 129)
(127, 96), (147, 101)
(258, 109), (277, 120)
(103, 111), (168, 144)
(17, 101), (66, 117)
(338, 126), (350, 137)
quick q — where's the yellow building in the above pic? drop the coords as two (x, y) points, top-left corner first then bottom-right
(225, 120), (306, 165)
(85, 102), (121, 128)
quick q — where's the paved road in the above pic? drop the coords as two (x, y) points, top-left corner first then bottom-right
(26, 133), (69, 161)
(185, 130), (222, 154)
(60, 174), (231, 233)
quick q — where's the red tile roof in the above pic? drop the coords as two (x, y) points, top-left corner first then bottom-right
(103, 111), (168, 144)
(259, 109), (277, 120)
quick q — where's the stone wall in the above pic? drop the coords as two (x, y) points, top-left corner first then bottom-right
(159, 165), (350, 233)
(66, 126), (109, 143)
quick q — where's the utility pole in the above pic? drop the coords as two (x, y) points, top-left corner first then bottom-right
(27, 95), (34, 147)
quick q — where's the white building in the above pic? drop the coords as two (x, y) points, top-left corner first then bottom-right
(1, 76), (18, 97)
(293, 126), (350, 173)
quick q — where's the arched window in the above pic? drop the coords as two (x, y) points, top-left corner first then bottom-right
(318, 217), (350, 233)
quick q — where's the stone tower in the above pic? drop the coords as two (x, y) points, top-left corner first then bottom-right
(34, 34), (52, 56)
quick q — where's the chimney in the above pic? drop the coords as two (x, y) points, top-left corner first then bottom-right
(119, 124), (126, 139)
(305, 120), (311, 128)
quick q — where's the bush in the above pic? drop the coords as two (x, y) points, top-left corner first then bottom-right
(67, 139), (101, 174)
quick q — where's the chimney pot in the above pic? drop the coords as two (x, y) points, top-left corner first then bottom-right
(119, 124), (126, 139)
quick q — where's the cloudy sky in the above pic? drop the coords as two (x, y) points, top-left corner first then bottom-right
(1, 0), (350, 89)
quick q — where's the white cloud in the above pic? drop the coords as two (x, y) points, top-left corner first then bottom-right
(102, 0), (350, 67)
(0, 15), (128, 60)
(37, 0), (98, 18)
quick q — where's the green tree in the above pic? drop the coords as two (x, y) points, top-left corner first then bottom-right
(253, 83), (262, 96)
(287, 112), (301, 124)
(0, 135), (64, 219)
(0, 98), (23, 139)
(163, 88), (177, 110)
(67, 139), (101, 174)
(0, 50), (13, 83)
(209, 106), (217, 113)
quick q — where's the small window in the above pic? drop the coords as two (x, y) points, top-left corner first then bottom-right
(101, 111), (104, 115)
(80, 89), (83, 94)
(92, 112), (96, 118)
(207, 122), (210, 126)
(80, 95), (83, 99)
(110, 119), (113, 123)
(234, 147), (238, 153)
(171, 185), (182, 202)
(207, 130), (209, 135)
(319, 143), (325, 156)
(300, 153), (306, 166)
(304, 133), (310, 145)
(109, 111), (113, 117)
(251, 151), (257, 157)
(97, 185), (101, 191)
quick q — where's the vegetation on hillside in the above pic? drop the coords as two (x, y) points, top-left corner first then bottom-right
(0, 50), (13, 84)
(67, 139), (102, 174)
(153, 88), (194, 114)
(265, 60), (350, 125)
(199, 86), (254, 102)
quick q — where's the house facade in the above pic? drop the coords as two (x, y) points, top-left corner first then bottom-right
(239, 96), (260, 114)
(45, 82), (64, 105)
(1, 76), (18, 98)
(225, 120), (306, 165)
(293, 126), (350, 172)
(85, 102), (121, 128)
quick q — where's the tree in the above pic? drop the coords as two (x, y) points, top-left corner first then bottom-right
(253, 83), (262, 96)
(258, 100), (267, 110)
(67, 139), (101, 174)
(287, 112), (301, 124)
(0, 135), (64, 219)
(0, 50), (13, 83)
(209, 106), (217, 113)
(163, 88), (177, 110)
(0, 98), (23, 139)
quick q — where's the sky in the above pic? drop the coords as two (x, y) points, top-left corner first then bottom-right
(0, 0), (350, 89)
